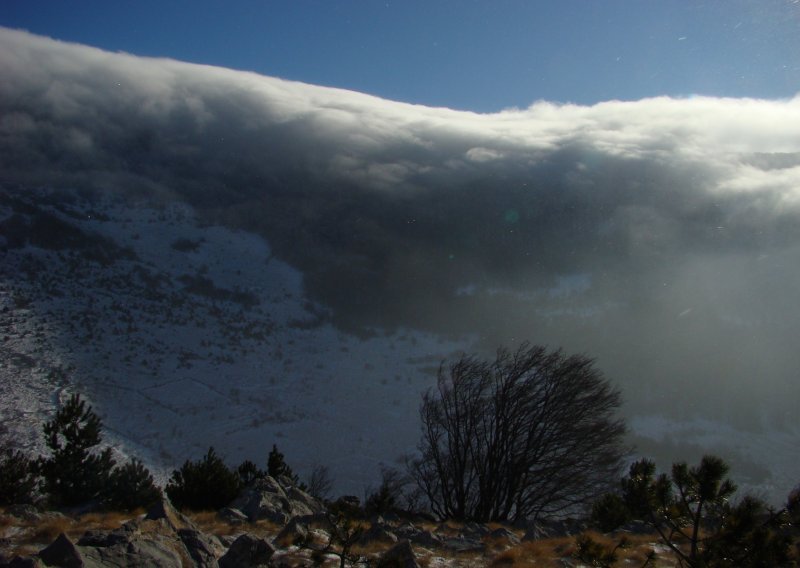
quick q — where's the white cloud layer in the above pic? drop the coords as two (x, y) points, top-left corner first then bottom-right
(3, 27), (800, 426)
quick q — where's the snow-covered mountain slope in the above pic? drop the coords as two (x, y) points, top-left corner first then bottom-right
(1, 186), (798, 504)
(629, 415), (799, 505)
(0, 187), (470, 492)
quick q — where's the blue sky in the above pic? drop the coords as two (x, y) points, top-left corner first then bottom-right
(2, 0), (799, 111)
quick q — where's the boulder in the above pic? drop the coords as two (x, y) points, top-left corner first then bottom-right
(406, 530), (441, 549)
(81, 536), (184, 567)
(230, 476), (324, 524)
(218, 534), (275, 568)
(359, 523), (398, 545)
(217, 508), (249, 526)
(487, 527), (520, 545)
(230, 478), (293, 523)
(523, 518), (587, 540)
(75, 515), (206, 567)
(395, 523), (445, 549)
(178, 528), (223, 567)
(460, 522), (489, 539)
(440, 537), (485, 553)
(376, 540), (420, 568)
(274, 517), (309, 547)
(285, 486), (325, 515)
(77, 524), (138, 548)
(38, 533), (83, 568)
(216, 535), (240, 548)
(145, 497), (196, 531)
(393, 523), (418, 539)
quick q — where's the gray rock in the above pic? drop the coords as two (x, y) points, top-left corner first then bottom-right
(217, 535), (241, 548)
(76, 515), (208, 567)
(441, 537), (485, 553)
(230, 478), (294, 523)
(274, 517), (309, 547)
(145, 497), (196, 531)
(376, 540), (420, 568)
(217, 508), (249, 526)
(285, 486), (325, 515)
(523, 518), (587, 541)
(393, 523), (418, 539)
(38, 533), (83, 568)
(406, 530), (441, 549)
(229, 476), (324, 524)
(359, 523), (398, 545)
(77, 524), (138, 548)
(178, 528), (223, 567)
(487, 527), (520, 545)
(460, 522), (489, 539)
(81, 537), (184, 567)
(218, 534), (275, 568)
(522, 523), (545, 541)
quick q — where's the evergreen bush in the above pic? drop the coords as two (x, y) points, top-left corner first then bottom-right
(38, 394), (115, 507)
(0, 446), (38, 505)
(166, 447), (242, 510)
(590, 492), (631, 532)
(105, 458), (162, 511)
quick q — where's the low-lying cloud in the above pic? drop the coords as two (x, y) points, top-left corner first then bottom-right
(3, 27), (800, 427)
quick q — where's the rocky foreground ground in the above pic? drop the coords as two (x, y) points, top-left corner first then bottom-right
(0, 476), (691, 568)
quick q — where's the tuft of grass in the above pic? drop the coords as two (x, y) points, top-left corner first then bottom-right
(79, 510), (141, 530)
(0, 513), (15, 533)
(186, 510), (244, 537)
(184, 510), (282, 538)
(490, 549), (520, 566)
(24, 517), (74, 544)
(352, 539), (394, 556)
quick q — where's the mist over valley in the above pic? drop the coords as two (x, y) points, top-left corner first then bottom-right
(2, 27), (799, 501)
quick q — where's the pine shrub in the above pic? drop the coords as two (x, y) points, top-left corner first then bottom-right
(105, 458), (162, 511)
(0, 446), (38, 505)
(166, 447), (242, 510)
(38, 394), (115, 507)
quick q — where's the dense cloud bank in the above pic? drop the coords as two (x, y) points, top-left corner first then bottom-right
(3, 27), (800, 424)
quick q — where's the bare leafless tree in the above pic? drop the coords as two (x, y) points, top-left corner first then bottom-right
(409, 343), (627, 523)
(306, 463), (334, 501)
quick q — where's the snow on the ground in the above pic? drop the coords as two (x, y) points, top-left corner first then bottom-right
(1, 187), (797, 503)
(630, 414), (800, 504)
(0, 188), (471, 493)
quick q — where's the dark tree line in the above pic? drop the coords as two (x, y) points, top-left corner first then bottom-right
(0, 393), (161, 510)
(409, 343), (627, 522)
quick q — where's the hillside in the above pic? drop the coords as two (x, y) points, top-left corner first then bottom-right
(0, 186), (468, 492)
(2, 186), (798, 504)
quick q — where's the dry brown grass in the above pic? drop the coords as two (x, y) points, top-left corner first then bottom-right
(2, 508), (137, 558)
(483, 536), (575, 567)
(251, 518), (282, 537)
(352, 539), (395, 556)
(23, 516), (74, 544)
(0, 513), (15, 532)
(184, 510), (282, 538)
(579, 530), (671, 565)
(483, 530), (675, 567)
(78, 510), (141, 530)
(185, 510), (238, 536)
